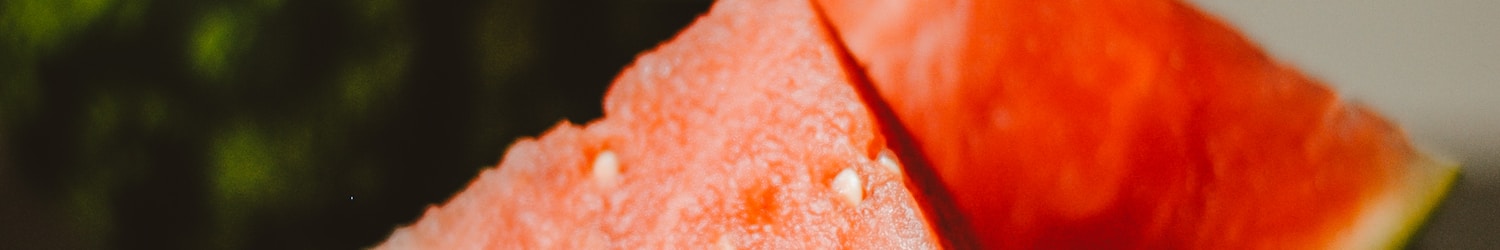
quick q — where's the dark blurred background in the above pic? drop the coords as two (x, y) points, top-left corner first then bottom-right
(2, 0), (1495, 249)
(0, 0), (710, 248)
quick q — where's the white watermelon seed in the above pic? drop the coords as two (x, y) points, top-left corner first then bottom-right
(593, 150), (619, 186)
(832, 168), (863, 205)
(877, 148), (902, 175)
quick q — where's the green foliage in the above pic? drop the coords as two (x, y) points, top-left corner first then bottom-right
(190, 8), (244, 81)
(0, 0), (712, 248)
(1, 0), (129, 138)
(3, 0), (114, 52)
(338, 0), (412, 114)
(208, 121), (315, 249)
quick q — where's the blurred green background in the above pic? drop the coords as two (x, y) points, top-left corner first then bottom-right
(0, 0), (710, 248)
(4, 0), (1496, 249)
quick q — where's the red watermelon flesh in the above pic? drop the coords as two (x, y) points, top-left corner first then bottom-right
(376, 0), (940, 248)
(818, 0), (1454, 248)
(377, 0), (1458, 248)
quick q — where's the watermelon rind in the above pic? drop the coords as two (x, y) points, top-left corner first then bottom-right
(1338, 152), (1459, 249)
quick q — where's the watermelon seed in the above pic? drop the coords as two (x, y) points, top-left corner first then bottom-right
(832, 168), (863, 205)
(593, 150), (620, 186)
(877, 149), (902, 175)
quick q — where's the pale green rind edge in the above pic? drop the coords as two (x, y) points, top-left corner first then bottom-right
(1383, 159), (1460, 249)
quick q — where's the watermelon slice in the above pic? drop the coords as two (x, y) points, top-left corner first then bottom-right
(378, 0), (1457, 248)
(817, 0), (1459, 248)
(376, 0), (939, 248)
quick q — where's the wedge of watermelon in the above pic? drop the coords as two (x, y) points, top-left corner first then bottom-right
(376, 0), (939, 248)
(817, 0), (1459, 248)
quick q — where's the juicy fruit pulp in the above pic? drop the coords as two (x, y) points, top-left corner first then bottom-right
(379, 0), (1457, 248)
(376, 0), (938, 248)
(819, 0), (1455, 248)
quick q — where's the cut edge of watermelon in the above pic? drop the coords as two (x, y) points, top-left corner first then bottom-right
(1338, 151), (1460, 249)
(808, 2), (978, 248)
